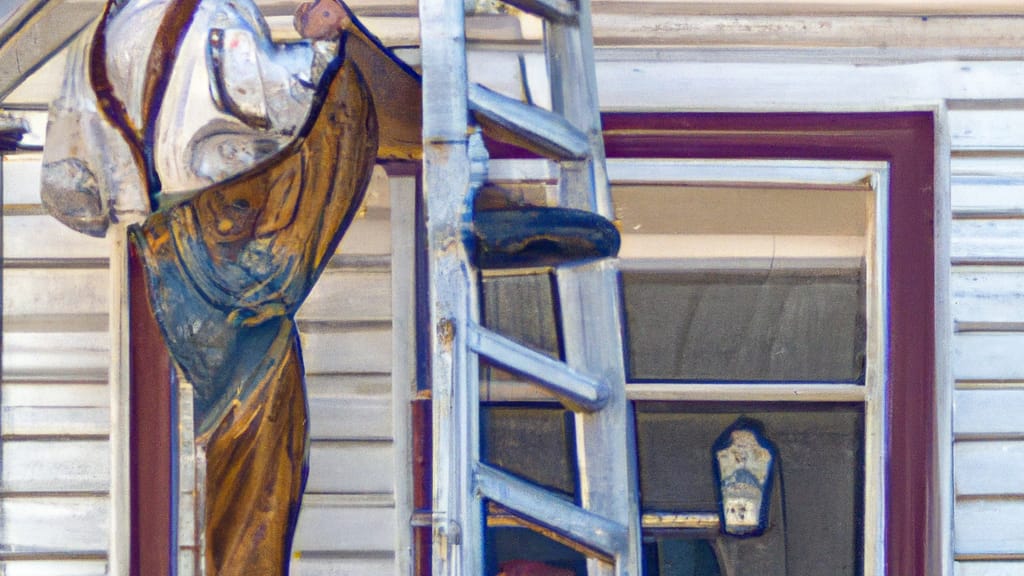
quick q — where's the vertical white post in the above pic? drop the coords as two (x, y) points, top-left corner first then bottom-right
(108, 222), (134, 576)
(932, 104), (955, 576)
(391, 173), (418, 576)
(863, 169), (889, 576)
(546, 2), (641, 574)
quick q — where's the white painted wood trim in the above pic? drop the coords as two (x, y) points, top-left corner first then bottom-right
(484, 381), (868, 403)
(860, 162), (888, 576)
(606, 158), (891, 574)
(107, 223), (132, 576)
(627, 383), (866, 402)
(607, 158), (888, 186)
(389, 173), (417, 576)
(591, 0), (1024, 15)
(590, 58), (1024, 113)
(934, 103), (956, 576)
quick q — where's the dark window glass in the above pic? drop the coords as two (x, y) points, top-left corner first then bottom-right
(622, 269), (865, 383)
(636, 403), (864, 576)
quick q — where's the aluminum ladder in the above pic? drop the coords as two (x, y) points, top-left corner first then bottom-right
(419, 0), (641, 574)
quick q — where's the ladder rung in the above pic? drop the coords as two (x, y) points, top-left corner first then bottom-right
(468, 84), (589, 161)
(467, 322), (610, 412)
(501, 0), (577, 23)
(475, 463), (628, 559)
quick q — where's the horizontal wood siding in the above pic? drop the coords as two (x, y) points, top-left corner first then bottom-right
(289, 169), (396, 572)
(2, 151), (398, 574)
(1, 152), (111, 571)
(1, 382), (109, 436)
(0, 496), (109, 553)
(949, 104), (1024, 571)
(0, 560), (109, 576)
(956, 562), (1024, 576)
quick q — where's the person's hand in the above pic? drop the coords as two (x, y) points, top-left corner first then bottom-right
(294, 0), (350, 40)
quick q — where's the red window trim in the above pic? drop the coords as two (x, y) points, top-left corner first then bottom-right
(597, 112), (938, 576)
(473, 111), (939, 575)
(129, 242), (173, 576)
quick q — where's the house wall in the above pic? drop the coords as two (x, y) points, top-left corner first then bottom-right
(0, 148), (406, 575)
(566, 52), (1020, 576)
(1, 150), (112, 576)
(470, 42), (1024, 574)
(3, 4), (1024, 576)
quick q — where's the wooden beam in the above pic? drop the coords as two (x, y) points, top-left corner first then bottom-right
(0, 0), (100, 102)
(588, 14), (1024, 49)
(591, 0), (1024, 16)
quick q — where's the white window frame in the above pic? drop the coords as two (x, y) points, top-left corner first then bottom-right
(485, 156), (891, 575)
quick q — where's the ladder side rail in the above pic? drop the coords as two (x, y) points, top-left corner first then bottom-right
(546, 2), (643, 575)
(545, 12), (611, 218)
(419, 1), (482, 575)
(556, 266), (641, 576)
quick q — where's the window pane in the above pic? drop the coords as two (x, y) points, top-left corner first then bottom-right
(481, 406), (576, 497)
(622, 269), (865, 383)
(644, 540), (721, 576)
(636, 404), (864, 576)
(486, 527), (587, 575)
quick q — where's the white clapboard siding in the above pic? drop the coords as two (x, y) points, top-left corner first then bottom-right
(956, 389), (1024, 439)
(2, 330), (109, 381)
(951, 219), (1024, 265)
(951, 155), (1024, 179)
(3, 215), (109, 261)
(949, 109), (1024, 152)
(3, 268), (109, 317)
(309, 393), (392, 441)
(956, 562), (1024, 576)
(954, 441), (1024, 496)
(1, 382), (109, 437)
(0, 560), (109, 576)
(954, 333), (1024, 382)
(337, 215), (392, 256)
(292, 495), (396, 553)
(299, 269), (391, 323)
(949, 104), (1024, 569)
(306, 374), (392, 442)
(0, 496), (109, 553)
(2, 151), (111, 574)
(2, 152), (44, 205)
(306, 373), (392, 399)
(299, 326), (393, 375)
(291, 555), (395, 576)
(951, 174), (1024, 217)
(2, 440), (109, 493)
(952, 268), (1024, 329)
(305, 441), (395, 494)
(955, 500), (1024, 556)
(288, 167), (396, 571)
(587, 60), (1024, 112)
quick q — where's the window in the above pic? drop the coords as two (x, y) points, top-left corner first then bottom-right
(480, 158), (887, 575)
(416, 112), (939, 575)
(616, 159), (886, 576)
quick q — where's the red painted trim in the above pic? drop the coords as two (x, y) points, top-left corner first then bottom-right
(486, 111), (938, 573)
(596, 112), (938, 576)
(129, 241), (173, 576)
(413, 398), (433, 511)
(413, 398), (433, 576)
